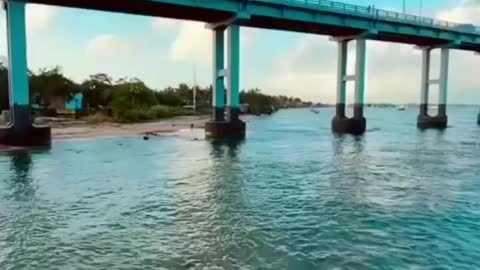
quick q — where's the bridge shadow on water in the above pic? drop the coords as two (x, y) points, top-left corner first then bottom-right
(3, 148), (50, 201)
(208, 139), (245, 160)
(330, 134), (367, 201)
(168, 139), (250, 269)
(5, 151), (35, 201)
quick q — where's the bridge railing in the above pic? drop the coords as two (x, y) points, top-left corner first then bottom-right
(253, 0), (480, 35)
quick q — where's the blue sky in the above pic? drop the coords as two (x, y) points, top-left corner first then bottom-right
(1, 0), (479, 104)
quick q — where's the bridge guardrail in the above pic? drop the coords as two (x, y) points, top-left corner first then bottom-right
(253, 0), (480, 35)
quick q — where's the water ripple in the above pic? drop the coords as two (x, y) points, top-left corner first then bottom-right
(2, 108), (480, 269)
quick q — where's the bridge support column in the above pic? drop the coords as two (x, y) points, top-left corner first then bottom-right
(0, 1), (50, 146)
(417, 47), (448, 129)
(332, 39), (367, 135)
(205, 25), (245, 139)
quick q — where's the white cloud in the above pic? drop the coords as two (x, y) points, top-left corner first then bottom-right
(0, 55), (7, 67)
(87, 34), (134, 58)
(242, 27), (260, 48)
(170, 21), (210, 63)
(259, 0), (480, 104)
(262, 35), (342, 102)
(169, 21), (259, 64)
(26, 4), (57, 34)
(262, 34), (479, 104)
(0, 4), (55, 38)
(436, 0), (480, 24)
(151, 17), (181, 32)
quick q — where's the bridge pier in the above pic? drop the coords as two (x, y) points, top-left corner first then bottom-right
(417, 47), (449, 129)
(0, 1), (50, 146)
(332, 38), (367, 135)
(205, 25), (245, 139)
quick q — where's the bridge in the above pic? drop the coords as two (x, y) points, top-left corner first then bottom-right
(1, 0), (480, 145)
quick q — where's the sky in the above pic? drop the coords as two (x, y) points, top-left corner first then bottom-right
(0, 0), (479, 104)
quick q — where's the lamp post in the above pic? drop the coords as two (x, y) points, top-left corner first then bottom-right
(193, 62), (197, 113)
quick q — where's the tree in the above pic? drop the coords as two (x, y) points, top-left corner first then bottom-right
(241, 88), (280, 115)
(111, 77), (157, 119)
(80, 73), (114, 110)
(155, 87), (184, 107)
(29, 66), (79, 108)
(176, 83), (193, 104)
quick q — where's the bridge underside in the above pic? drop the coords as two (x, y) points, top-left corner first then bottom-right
(29, 0), (480, 50)
(32, 0), (235, 23)
(245, 17), (460, 47)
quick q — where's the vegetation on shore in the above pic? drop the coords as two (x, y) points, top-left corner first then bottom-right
(0, 64), (313, 123)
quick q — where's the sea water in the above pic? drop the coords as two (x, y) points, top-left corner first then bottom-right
(1, 107), (480, 269)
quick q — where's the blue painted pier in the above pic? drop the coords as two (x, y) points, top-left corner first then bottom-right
(1, 0), (480, 144)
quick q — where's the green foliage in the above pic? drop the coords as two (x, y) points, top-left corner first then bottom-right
(30, 66), (79, 108)
(0, 63), (310, 123)
(154, 84), (212, 108)
(149, 105), (189, 119)
(82, 112), (114, 124)
(241, 89), (311, 115)
(119, 108), (156, 123)
(80, 73), (114, 110)
(155, 88), (184, 107)
(115, 105), (190, 123)
(111, 78), (157, 121)
(241, 88), (280, 115)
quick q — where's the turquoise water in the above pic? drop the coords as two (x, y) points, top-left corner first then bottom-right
(2, 107), (480, 269)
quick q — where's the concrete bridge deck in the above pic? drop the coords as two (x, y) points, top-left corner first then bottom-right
(27, 0), (480, 51)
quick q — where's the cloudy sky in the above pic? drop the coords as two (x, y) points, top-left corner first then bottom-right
(0, 0), (479, 104)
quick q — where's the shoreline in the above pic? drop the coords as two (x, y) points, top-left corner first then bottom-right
(51, 115), (211, 141)
(0, 113), (261, 147)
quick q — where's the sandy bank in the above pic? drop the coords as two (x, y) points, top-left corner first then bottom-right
(52, 115), (210, 140)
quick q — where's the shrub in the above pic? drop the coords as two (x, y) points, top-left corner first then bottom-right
(150, 105), (189, 119)
(113, 105), (190, 123)
(82, 112), (113, 124)
(118, 108), (156, 123)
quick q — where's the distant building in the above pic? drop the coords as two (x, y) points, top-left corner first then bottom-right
(65, 93), (83, 111)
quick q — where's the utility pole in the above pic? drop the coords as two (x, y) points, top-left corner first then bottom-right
(193, 62), (197, 113)
(419, 0), (423, 16)
(403, 0), (406, 13)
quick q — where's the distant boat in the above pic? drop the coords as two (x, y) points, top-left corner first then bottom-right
(310, 108), (320, 114)
(397, 105), (406, 111)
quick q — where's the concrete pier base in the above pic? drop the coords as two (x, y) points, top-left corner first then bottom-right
(0, 105), (51, 146)
(0, 125), (51, 147)
(417, 104), (447, 129)
(205, 120), (246, 140)
(332, 116), (366, 135)
(417, 115), (448, 129)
